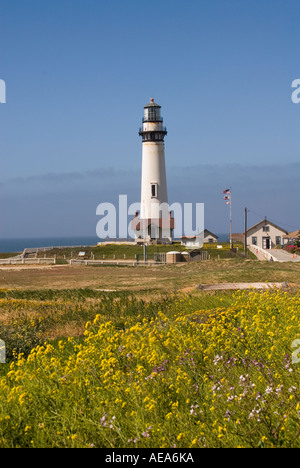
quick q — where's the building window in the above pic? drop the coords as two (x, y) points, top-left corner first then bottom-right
(151, 184), (158, 198)
(263, 226), (270, 232)
(276, 236), (281, 246)
(252, 237), (257, 245)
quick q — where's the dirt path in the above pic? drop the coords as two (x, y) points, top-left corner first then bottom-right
(195, 282), (291, 291)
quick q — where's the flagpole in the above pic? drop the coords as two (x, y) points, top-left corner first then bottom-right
(222, 188), (232, 248)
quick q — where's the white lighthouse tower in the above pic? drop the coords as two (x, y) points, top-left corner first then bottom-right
(133, 98), (174, 244)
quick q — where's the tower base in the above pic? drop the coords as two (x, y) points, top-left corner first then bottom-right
(131, 215), (174, 245)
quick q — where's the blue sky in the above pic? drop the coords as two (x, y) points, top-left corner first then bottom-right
(0, 0), (299, 238)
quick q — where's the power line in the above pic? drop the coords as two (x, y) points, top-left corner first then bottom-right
(247, 209), (299, 230)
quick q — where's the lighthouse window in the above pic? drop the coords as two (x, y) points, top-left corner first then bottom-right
(146, 108), (161, 121)
(151, 184), (158, 198)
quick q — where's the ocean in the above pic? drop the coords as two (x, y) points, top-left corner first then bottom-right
(0, 237), (100, 253)
(0, 234), (230, 253)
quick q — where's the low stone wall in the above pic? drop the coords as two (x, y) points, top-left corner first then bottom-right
(248, 245), (279, 262)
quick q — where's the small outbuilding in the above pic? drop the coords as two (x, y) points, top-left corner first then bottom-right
(181, 230), (218, 249)
(283, 230), (300, 246)
(180, 236), (203, 249)
(166, 251), (182, 263)
(203, 230), (219, 244)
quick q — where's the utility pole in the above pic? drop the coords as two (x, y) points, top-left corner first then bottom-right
(230, 191), (232, 250)
(244, 207), (248, 257)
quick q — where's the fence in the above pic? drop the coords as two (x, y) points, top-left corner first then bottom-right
(69, 259), (139, 266)
(0, 258), (56, 265)
(189, 250), (209, 262)
(0, 246), (211, 267)
(154, 253), (167, 264)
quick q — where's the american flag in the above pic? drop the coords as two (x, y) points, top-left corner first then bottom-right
(223, 188), (231, 206)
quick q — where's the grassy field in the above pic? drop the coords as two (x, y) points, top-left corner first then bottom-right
(0, 288), (300, 447)
(0, 256), (300, 447)
(29, 241), (248, 261)
(0, 257), (299, 292)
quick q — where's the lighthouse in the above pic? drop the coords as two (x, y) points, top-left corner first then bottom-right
(132, 98), (174, 244)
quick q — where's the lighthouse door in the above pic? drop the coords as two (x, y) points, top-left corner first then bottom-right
(149, 224), (159, 240)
